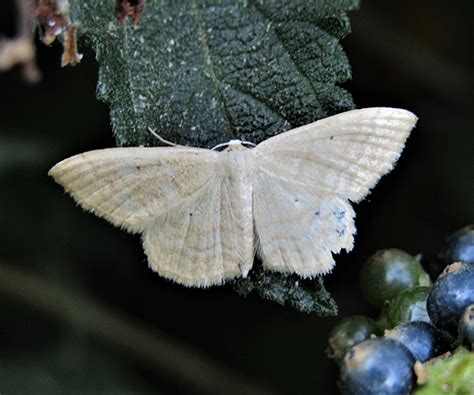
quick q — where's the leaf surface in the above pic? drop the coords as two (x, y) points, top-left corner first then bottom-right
(70, 0), (358, 147)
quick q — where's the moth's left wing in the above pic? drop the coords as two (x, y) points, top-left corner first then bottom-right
(253, 107), (417, 275)
(142, 175), (254, 287)
(49, 147), (253, 286)
(49, 147), (219, 233)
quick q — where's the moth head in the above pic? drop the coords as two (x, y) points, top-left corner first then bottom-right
(212, 139), (256, 151)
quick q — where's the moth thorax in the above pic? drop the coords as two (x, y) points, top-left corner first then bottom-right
(226, 140), (246, 150)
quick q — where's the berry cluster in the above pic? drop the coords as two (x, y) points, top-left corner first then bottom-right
(327, 226), (474, 394)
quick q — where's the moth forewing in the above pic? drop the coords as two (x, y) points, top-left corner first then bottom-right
(48, 147), (220, 234)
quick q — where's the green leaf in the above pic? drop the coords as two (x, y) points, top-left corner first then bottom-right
(232, 265), (338, 315)
(69, 0), (358, 314)
(413, 348), (474, 395)
(70, 0), (358, 147)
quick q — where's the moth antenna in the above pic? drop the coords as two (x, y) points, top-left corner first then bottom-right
(147, 128), (179, 147)
(211, 142), (231, 151)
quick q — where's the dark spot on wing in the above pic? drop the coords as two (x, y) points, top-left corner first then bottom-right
(189, 213), (193, 217)
(314, 210), (320, 217)
(336, 228), (345, 237)
(136, 165), (141, 170)
(334, 210), (345, 220)
(330, 136), (334, 140)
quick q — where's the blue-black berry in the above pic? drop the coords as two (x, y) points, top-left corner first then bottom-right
(384, 321), (449, 362)
(437, 225), (474, 265)
(458, 304), (474, 350)
(427, 262), (474, 335)
(432, 225), (474, 276)
(339, 338), (415, 395)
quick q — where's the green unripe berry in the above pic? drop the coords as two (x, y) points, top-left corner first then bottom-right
(386, 286), (431, 328)
(327, 315), (380, 364)
(360, 249), (430, 307)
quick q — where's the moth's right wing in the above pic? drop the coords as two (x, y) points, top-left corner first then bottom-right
(252, 108), (417, 276)
(254, 108), (417, 202)
(49, 147), (219, 233)
(252, 171), (355, 276)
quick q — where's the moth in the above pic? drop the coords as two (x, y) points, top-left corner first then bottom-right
(49, 107), (417, 287)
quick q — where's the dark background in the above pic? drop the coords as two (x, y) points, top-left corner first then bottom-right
(0, 0), (472, 394)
